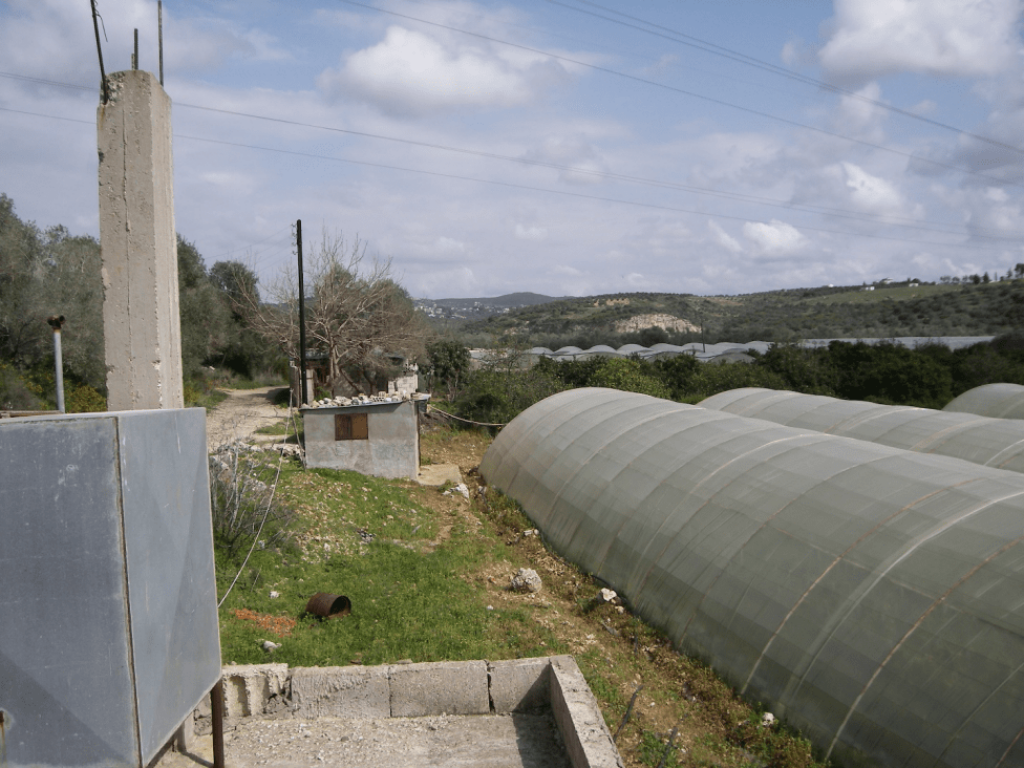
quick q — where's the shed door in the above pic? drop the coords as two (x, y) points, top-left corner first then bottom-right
(335, 413), (369, 440)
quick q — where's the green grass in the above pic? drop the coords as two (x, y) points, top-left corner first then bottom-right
(254, 418), (304, 440)
(217, 464), (520, 666)
(190, 388), (229, 410)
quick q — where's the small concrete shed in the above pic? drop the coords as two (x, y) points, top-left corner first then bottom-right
(301, 399), (420, 479)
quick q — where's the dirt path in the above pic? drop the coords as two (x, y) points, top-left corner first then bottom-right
(205, 387), (292, 451)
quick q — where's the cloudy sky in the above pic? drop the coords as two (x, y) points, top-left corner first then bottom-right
(2, 0), (1024, 299)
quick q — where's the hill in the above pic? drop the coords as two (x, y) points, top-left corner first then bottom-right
(415, 292), (562, 321)
(448, 280), (1024, 347)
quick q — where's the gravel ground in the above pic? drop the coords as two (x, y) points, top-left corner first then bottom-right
(155, 712), (571, 768)
(205, 387), (291, 451)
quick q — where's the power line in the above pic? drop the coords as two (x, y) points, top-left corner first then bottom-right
(331, 0), (1023, 187)
(1, 73), (1007, 237)
(170, 134), (1020, 251)
(547, 0), (1024, 157)
(3, 103), (1023, 247)
(175, 102), (987, 238)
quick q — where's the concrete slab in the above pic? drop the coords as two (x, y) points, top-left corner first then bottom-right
(489, 658), (551, 713)
(415, 463), (463, 487)
(290, 666), (390, 718)
(389, 660), (490, 717)
(159, 713), (570, 768)
(174, 657), (622, 768)
(550, 657), (621, 768)
(221, 664), (290, 719)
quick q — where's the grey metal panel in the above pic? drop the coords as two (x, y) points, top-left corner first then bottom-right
(482, 388), (1024, 768)
(118, 409), (220, 764)
(0, 417), (139, 767)
(0, 408), (220, 768)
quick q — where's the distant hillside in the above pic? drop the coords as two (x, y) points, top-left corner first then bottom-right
(415, 292), (562, 321)
(451, 280), (1024, 347)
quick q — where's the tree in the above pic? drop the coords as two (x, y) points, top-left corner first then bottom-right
(0, 195), (104, 390)
(238, 230), (429, 395)
(177, 235), (233, 378)
(425, 339), (471, 400)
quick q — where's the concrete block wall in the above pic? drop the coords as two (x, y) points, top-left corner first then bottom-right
(302, 401), (419, 479)
(197, 657), (623, 768)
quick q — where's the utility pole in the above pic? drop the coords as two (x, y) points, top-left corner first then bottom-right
(296, 219), (309, 406)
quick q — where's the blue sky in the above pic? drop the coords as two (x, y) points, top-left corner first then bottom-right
(2, 0), (1023, 299)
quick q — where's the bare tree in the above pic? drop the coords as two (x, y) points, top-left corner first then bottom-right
(237, 230), (428, 396)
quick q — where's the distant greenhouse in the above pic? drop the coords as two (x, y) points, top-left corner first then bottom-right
(699, 387), (1024, 474)
(524, 336), (994, 363)
(481, 388), (1024, 768)
(944, 383), (1024, 419)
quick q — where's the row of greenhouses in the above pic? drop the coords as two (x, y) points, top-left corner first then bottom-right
(699, 387), (1024, 473)
(481, 387), (1024, 768)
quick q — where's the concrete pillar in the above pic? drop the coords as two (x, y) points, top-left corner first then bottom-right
(97, 70), (184, 410)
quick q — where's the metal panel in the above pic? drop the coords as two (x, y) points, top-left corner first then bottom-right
(0, 417), (140, 767)
(0, 408), (220, 767)
(118, 409), (221, 764)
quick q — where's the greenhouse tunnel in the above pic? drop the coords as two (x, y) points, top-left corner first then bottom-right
(480, 388), (1024, 768)
(699, 388), (1024, 474)
(944, 384), (1024, 419)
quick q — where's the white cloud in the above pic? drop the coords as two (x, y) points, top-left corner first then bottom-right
(317, 25), (565, 116)
(834, 82), (887, 138)
(708, 221), (744, 254)
(819, 0), (1021, 83)
(964, 186), (1024, 237)
(521, 135), (609, 184)
(0, 0), (286, 81)
(515, 224), (547, 240)
(434, 236), (466, 254)
(839, 162), (906, 214)
(742, 219), (808, 255)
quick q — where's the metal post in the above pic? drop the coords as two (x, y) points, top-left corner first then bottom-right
(90, 0), (110, 104)
(158, 1), (164, 85)
(47, 316), (66, 413)
(297, 220), (309, 406)
(211, 679), (225, 768)
(133, 28), (138, 70)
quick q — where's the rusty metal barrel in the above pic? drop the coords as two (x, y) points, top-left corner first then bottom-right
(305, 592), (351, 618)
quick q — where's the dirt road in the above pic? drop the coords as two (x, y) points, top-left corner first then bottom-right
(204, 386), (291, 451)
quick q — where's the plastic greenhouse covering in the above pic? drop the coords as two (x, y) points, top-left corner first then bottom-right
(481, 388), (1024, 768)
(944, 384), (1024, 419)
(699, 388), (1024, 474)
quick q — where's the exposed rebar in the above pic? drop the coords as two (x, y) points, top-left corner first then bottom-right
(89, 0), (110, 103)
(158, 1), (164, 85)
